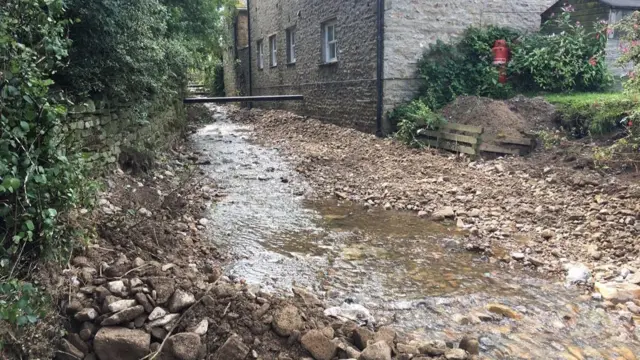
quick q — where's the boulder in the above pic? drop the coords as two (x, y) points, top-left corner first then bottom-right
(373, 326), (396, 348)
(353, 327), (374, 350)
(595, 282), (640, 304)
(210, 334), (249, 360)
(166, 333), (201, 360)
(148, 307), (168, 321)
(359, 341), (391, 360)
(301, 330), (338, 360)
(459, 336), (479, 355)
(148, 313), (179, 328)
(101, 305), (145, 326)
(74, 308), (98, 322)
(57, 339), (84, 360)
(272, 304), (303, 337)
(147, 277), (175, 305)
(168, 289), (196, 313)
(67, 333), (89, 355)
(445, 348), (468, 360)
(188, 319), (209, 335)
(94, 327), (150, 360)
(135, 292), (154, 313)
(107, 281), (127, 297)
(433, 207), (455, 220)
(564, 263), (591, 285)
(107, 299), (137, 313)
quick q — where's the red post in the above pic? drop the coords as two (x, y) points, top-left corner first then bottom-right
(492, 40), (510, 84)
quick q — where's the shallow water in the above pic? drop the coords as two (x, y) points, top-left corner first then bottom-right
(192, 106), (639, 360)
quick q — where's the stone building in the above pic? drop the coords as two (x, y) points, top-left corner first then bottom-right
(541, 0), (640, 78)
(224, 0), (556, 134)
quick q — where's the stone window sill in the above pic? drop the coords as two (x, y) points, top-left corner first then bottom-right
(286, 62), (296, 66)
(319, 60), (338, 67)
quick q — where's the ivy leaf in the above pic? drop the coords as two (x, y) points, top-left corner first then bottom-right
(25, 220), (35, 231)
(20, 121), (30, 131)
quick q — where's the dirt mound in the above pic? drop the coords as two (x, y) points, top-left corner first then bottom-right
(441, 96), (557, 138)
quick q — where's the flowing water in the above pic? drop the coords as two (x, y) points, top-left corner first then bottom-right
(192, 106), (639, 360)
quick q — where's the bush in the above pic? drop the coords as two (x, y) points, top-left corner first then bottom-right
(417, 26), (518, 109)
(545, 93), (638, 137)
(392, 99), (447, 147)
(204, 58), (226, 97)
(509, 10), (612, 92)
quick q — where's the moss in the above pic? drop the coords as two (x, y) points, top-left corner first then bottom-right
(544, 93), (639, 138)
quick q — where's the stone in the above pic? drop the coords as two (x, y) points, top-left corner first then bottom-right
(166, 333), (201, 360)
(272, 305), (303, 337)
(433, 207), (455, 220)
(79, 329), (93, 341)
(67, 333), (89, 355)
(148, 307), (167, 321)
(353, 327), (374, 350)
(510, 252), (525, 261)
(107, 299), (138, 313)
(75, 308), (98, 322)
(459, 336), (479, 355)
(628, 272), (640, 284)
(133, 257), (145, 268)
(373, 326), (396, 348)
(452, 314), (470, 325)
(359, 341), (392, 360)
(301, 330), (339, 360)
(565, 263), (591, 285)
(135, 292), (153, 313)
(188, 319), (209, 335)
(486, 303), (521, 319)
(147, 313), (180, 328)
(444, 348), (468, 360)
(210, 334), (250, 360)
(147, 277), (175, 305)
(594, 282), (640, 304)
(107, 280), (128, 297)
(418, 210), (428, 217)
(94, 327), (150, 360)
(396, 343), (419, 355)
(321, 326), (334, 339)
(58, 339), (85, 360)
(101, 305), (145, 326)
(151, 327), (168, 341)
(168, 289), (196, 313)
(541, 229), (554, 239)
(72, 256), (92, 268)
(66, 299), (83, 315)
(134, 315), (146, 328)
(588, 245), (602, 260)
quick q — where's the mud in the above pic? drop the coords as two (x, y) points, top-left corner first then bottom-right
(191, 105), (640, 359)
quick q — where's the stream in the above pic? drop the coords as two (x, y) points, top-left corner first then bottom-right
(192, 106), (639, 360)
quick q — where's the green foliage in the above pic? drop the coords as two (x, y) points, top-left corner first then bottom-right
(0, 280), (47, 330)
(416, 26), (518, 109)
(509, 11), (612, 92)
(545, 93), (638, 137)
(393, 100), (446, 147)
(204, 58), (226, 97)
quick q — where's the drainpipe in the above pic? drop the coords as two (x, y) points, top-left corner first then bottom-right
(375, 0), (385, 137)
(247, 0), (253, 108)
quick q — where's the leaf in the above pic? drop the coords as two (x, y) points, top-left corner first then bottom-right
(1, 177), (20, 191)
(20, 121), (30, 131)
(25, 220), (35, 231)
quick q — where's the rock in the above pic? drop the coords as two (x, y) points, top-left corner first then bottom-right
(321, 326), (334, 339)
(324, 303), (374, 325)
(66, 299), (83, 315)
(418, 210), (428, 218)
(107, 299), (138, 313)
(292, 286), (323, 306)
(444, 348), (468, 360)
(72, 256), (92, 268)
(166, 333), (201, 360)
(272, 305), (303, 337)
(101, 305), (145, 326)
(188, 319), (209, 335)
(373, 326), (395, 348)
(528, 257), (544, 267)
(134, 315), (146, 328)
(353, 327), (374, 350)
(396, 343), (418, 355)
(107, 281), (128, 297)
(58, 339), (85, 360)
(148, 307), (167, 321)
(147, 277), (175, 305)
(486, 303), (521, 319)
(628, 272), (640, 284)
(541, 229), (554, 239)
(147, 313), (180, 328)
(588, 245), (602, 260)
(565, 263), (591, 285)
(133, 257), (145, 268)
(138, 208), (152, 217)
(75, 308), (98, 322)
(79, 328), (93, 341)
(168, 289), (196, 313)
(452, 314), (470, 325)
(621, 267), (631, 279)
(94, 327), (150, 360)
(594, 282), (640, 304)
(301, 329), (338, 360)
(210, 334), (250, 360)
(135, 292), (153, 313)
(67, 333), (89, 355)
(359, 341), (391, 360)
(151, 327), (168, 341)
(433, 207), (455, 220)
(510, 252), (525, 261)
(459, 336), (479, 355)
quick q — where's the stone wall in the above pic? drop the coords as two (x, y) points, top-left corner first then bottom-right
(63, 98), (183, 165)
(381, 0), (557, 133)
(248, 0), (378, 132)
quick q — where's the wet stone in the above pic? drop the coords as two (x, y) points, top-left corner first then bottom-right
(353, 327), (374, 350)
(301, 329), (338, 360)
(459, 336), (479, 355)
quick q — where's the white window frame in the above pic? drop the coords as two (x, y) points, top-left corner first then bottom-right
(257, 40), (264, 69)
(286, 27), (296, 63)
(269, 35), (277, 67)
(323, 20), (337, 63)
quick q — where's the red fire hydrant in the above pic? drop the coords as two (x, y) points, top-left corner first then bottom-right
(492, 40), (509, 84)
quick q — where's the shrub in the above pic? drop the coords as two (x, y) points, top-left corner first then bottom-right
(509, 10), (612, 92)
(392, 99), (446, 147)
(416, 26), (518, 109)
(545, 93), (638, 137)
(204, 58), (226, 97)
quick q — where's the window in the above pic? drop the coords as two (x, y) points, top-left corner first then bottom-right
(322, 20), (337, 63)
(269, 35), (277, 67)
(286, 27), (296, 63)
(257, 40), (264, 69)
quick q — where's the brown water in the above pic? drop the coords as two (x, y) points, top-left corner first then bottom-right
(193, 106), (639, 360)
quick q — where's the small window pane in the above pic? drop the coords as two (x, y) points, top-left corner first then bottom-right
(329, 43), (336, 60)
(327, 26), (334, 42)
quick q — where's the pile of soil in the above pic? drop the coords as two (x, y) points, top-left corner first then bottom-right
(441, 96), (558, 138)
